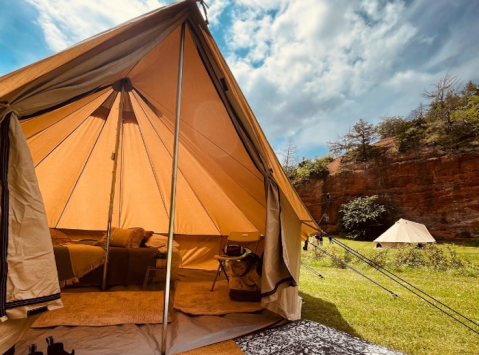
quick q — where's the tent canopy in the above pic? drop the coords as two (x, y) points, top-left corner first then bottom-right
(0, 0), (318, 323)
(22, 27), (266, 236)
(374, 219), (436, 245)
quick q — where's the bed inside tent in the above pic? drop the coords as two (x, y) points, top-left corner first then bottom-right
(0, 1), (319, 354)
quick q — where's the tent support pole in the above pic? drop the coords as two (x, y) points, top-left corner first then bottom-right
(101, 81), (125, 291)
(161, 22), (186, 355)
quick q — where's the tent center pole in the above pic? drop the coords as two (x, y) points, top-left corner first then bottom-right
(161, 22), (186, 355)
(101, 81), (125, 291)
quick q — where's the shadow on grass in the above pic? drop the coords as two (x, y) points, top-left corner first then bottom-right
(299, 291), (362, 339)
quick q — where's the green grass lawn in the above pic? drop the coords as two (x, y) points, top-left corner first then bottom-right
(299, 238), (479, 355)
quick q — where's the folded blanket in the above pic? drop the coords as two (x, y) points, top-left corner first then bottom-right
(54, 244), (106, 287)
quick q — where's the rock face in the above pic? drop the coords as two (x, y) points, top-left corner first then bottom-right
(295, 142), (479, 237)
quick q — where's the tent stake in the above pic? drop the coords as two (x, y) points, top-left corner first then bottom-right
(101, 82), (125, 291)
(162, 22), (186, 355)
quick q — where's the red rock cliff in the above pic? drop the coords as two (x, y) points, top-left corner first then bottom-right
(295, 141), (479, 237)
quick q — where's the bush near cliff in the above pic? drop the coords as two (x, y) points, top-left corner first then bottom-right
(295, 155), (334, 182)
(282, 155), (334, 185)
(338, 195), (391, 240)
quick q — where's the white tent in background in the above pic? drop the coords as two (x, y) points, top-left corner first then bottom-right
(374, 219), (436, 248)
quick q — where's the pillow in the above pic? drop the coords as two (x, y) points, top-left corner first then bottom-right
(96, 227), (145, 248)
(50, 229), (72, 245)
(145, 234), (180, 249)
(140, 230), (155, 247)
(143, 230), (154, 242)
(128, 228), (145, 248)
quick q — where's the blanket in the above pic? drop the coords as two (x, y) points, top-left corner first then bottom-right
(53, 244), (106, 287)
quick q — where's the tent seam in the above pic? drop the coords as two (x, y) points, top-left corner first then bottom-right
(152, 106), (267, 209)
(130, 92), (169, 218)
(137, 92), (222, 235)
(134, 93), (263, 232)
(135, 87), (263, 183)
(24, 88), (110, 140)
(117, 106), (125, 228)
(54, 105), (112, 227)
(33, 93), (111, 169)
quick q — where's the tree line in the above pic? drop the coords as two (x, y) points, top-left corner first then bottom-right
(279, 74), (479, 184)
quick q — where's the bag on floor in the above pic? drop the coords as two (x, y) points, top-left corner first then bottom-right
(228, 253), (262, 302)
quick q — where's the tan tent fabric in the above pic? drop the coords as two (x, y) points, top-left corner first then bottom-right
(1, 116), (62, 322)
(0, 0), (319, 325)
(374, 219), (436, 248)
(0, 316), (39, 354)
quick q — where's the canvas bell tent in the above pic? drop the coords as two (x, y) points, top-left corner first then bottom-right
(0, 0), (319, 352)
(374, 219), (436, 248)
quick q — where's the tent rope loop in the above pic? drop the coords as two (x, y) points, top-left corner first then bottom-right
(198, 0), (210, 25)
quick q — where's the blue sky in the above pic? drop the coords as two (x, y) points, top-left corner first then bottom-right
(1, 0), (478, 160)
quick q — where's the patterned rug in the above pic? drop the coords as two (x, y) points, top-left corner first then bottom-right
(234, 320), (406, 355)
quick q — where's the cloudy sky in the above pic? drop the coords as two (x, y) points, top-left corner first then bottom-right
(1, 0), (478, 158)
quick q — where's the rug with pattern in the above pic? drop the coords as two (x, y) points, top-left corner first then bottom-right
(234, 320), (406, 355)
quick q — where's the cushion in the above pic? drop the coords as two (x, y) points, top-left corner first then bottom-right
(128, 228), (145, 248)
(143, 230), (154, 242)
(50, 229), (72, 245)
(97, 227), (144, 248)
(145, 234), (180, 249)
(140, 230), (155, 247)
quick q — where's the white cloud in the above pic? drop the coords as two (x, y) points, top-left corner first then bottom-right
(205, 0), (231, 27)
(21, 0), (479, 156)
(224, 0), (422, 152)
(24, 0), (167, 51)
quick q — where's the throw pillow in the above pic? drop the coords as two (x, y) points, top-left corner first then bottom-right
(50, 229), (72, 245)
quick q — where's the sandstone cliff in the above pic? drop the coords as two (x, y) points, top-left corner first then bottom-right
(295, 139), (479, 237)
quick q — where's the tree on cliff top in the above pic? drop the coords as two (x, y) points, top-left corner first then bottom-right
(278, 137), (299, 180)
(327, 119), (378, 161)
(422, 75), (479, 148)
(377, 109), (427, 153)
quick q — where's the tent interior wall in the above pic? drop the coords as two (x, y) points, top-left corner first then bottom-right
(0, 0), (320, 352)
(22, 23), (269, 270)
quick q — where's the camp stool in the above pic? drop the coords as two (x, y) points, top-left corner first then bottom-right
(210, 231), (260, 292)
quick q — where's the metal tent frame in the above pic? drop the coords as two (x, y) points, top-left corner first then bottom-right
(99, 22), (186, 354)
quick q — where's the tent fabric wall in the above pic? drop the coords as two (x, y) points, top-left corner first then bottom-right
(0, 0), (319, 321)
(0, 115), (62, 323)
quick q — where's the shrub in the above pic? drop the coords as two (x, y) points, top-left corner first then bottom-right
(295, 155), (334, 182)
(459, 231), (472, 238)
(338, 195), (389, 240)
(424, 244), (450, 271)
(377, 116), (407, 139)
(311, 244), (352, 269)
(394, 244), (427, 269)
(444, 245), (465, 269)
(326, 245), (353, 269)
(367, 248), (390, 268)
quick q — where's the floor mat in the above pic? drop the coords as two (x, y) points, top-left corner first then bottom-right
(174, 281), (264, 316)
(234, 320), (406, 355)
(176, 340), (244, 354)
(33, 291), (169, 327)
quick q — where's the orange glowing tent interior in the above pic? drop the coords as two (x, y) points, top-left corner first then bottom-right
(21, 26), (270, 270)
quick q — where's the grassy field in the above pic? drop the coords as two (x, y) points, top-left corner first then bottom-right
(299, 238), (479, 355)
